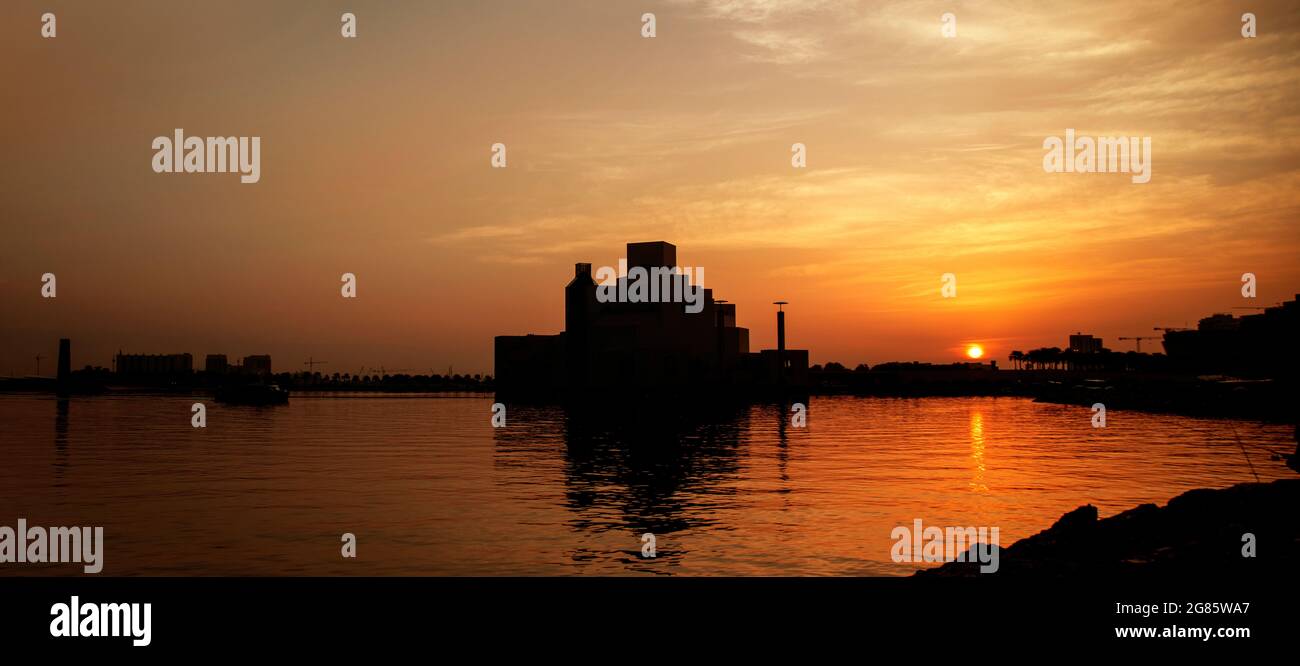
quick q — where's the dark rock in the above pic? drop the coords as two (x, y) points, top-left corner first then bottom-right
(915, 479), (1300, 578)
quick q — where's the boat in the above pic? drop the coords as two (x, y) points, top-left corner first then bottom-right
(214, 383), (289, 405)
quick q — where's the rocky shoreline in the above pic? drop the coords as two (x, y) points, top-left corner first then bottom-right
(916, 479), (1300, 577)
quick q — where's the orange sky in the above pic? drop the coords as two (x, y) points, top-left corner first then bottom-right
(3, 0), (1298, 376)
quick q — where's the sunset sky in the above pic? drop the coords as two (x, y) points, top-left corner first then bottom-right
(3, 0), (1298, 376)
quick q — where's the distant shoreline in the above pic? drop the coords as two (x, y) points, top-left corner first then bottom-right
(0, 380), (1292, 424)
(0, 384), (495, 398)
(807, 369), (1296, 423)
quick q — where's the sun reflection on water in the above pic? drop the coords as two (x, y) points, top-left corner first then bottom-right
(970, 411), (988, 493)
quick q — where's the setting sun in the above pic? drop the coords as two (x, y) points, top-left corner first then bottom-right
(966, 345), (985, 360)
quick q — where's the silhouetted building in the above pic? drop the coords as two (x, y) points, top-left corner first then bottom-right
(243, 355), (272, 377)
(115, 352), (193, 377)
(1068, 333), (1103, 354)
(205, 354), (229, 374)
(495, 241), (809, 396)
(1162, 294), (1299, 376)
(203, 353), (271, 377)
(1197, 313), (1239, 332)
(57, 338), (71, 383)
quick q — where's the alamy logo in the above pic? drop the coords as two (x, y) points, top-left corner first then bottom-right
(1043, 129), (1151, 184)
(890, 519), (1000, 573)
(50, 596), (151, 647)
(152, 129), (261, 184)
(0, 519), (103, 573)
(595, 260), (705, 314)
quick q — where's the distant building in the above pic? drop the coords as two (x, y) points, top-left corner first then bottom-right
(57, 338), (71, 383)
(495, 241), (808, 396)
(1068, 333), (1103, 354)
(1162, 294), (1299, 376)
(205, 354), (229, 374)
(243, 355), (272, 377)
(115, 352), (193, 376)
(202, 353), (271, 377)
(1196, 314), (1239, 331)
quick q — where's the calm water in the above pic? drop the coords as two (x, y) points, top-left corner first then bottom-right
(0, 393), (1292, 576)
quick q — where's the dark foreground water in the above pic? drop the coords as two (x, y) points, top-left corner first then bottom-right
(0, 393), (1292, 576)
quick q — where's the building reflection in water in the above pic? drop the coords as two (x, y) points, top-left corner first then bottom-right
(491, 402), (751, 560)
(775, 402), (791, 485)
(54, 397), (70, 473)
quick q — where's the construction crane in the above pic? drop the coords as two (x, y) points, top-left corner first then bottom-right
(1153, 326), (1190, 333)
(303, 357), (329, 372)
(1118, 336), (1156, 352)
